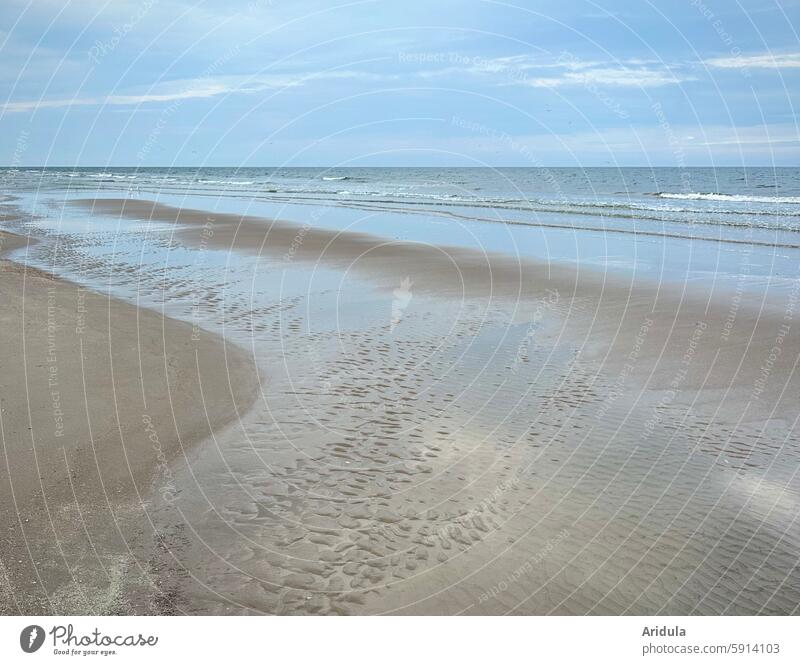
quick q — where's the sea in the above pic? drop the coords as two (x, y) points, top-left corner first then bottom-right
(3, 166), (799, 288)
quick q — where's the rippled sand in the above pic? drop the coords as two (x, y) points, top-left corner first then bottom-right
(155, 292), (800, 615)
(5, 197), (799, 614)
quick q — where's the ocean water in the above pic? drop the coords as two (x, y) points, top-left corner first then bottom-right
(4, 166), (800, 286)
(3, 166), (800, 235)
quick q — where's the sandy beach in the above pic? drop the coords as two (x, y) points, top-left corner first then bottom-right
(0, 224), (260, 614)
(31, 196), (795, 615)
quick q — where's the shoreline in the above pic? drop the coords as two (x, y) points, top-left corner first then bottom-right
(5, 194), (800, 614)
(0, 227), (260, 614)
(64, 198), (800, 614)
(73, 198), (799, 422)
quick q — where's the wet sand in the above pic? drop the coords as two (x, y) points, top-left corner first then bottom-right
(74, 198), (799, 424)
(0, 227), (260, 614)
(8, 198), (800, 614)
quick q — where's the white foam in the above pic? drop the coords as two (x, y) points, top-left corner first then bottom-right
(659, 192), (800, 204)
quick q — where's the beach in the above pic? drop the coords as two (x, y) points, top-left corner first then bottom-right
(1, 168), (799, 614)
(0, 222), (259, 614)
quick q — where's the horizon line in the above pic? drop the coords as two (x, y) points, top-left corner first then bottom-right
(1, 165), (797, 169)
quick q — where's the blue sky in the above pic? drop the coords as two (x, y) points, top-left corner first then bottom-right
(1, 0), (798, 166)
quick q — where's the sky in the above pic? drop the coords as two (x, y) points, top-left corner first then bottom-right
(1, 0), (799, 166)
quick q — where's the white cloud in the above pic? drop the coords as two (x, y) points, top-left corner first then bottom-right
(697, 136), (800, 146)
(422, 54), (690, 88)
(523, 67), (689, 88)
(0, 70), (376, 113)
(2, 79), (272, 113)
(707, 52), (800, 69)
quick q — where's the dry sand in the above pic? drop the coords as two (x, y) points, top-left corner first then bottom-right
(0, 228), (259, 614)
